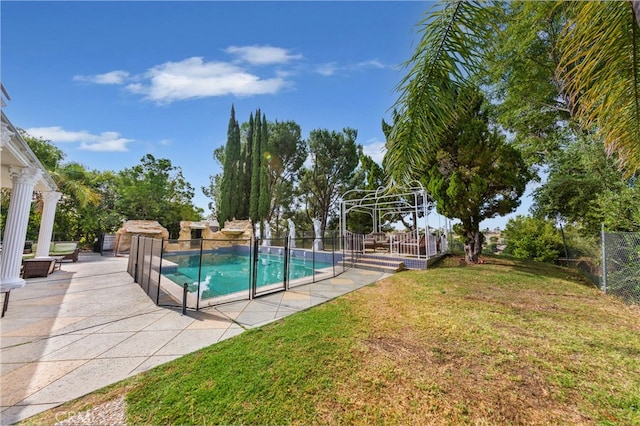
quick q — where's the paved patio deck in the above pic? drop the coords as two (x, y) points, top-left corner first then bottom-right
(0, 253), (387, 424)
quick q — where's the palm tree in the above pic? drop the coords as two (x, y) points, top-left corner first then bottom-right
(386, 0), (640, 179)
(559, 1), (640, 174)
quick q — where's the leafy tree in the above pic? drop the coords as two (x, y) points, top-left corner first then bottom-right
(595, 185), (640, 233)
(386, 0), (640, 183)
(420, 89), (531, 263)
(264, 120), (307, 230)
(80, 170), (125, 245)
(532, 135), (639, 234)
(503, 215), (564, 263)
(18, 129), (64, 170)
(5, 131), (104, 245)
(50, 162), (102, 242)
(487, 2), (639, 237)
(116, 154), (202, 237)
(299, 128), (361, 236)
(202, 145), (225, 220)
(486, 1), (573, 168)
(344, 153), (387, 234)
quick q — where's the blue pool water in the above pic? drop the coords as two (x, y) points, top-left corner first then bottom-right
(163, 252), (332, 299)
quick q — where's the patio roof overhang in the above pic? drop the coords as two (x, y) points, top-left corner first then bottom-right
(1, 109), (57, 192)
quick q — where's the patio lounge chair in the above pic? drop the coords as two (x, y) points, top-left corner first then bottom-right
(30, 241), (80, 262)
(22, 258), (56, 278)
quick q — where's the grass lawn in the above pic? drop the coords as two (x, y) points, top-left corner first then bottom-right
(27, 256), (640, 425)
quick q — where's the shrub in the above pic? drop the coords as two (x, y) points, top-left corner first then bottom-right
(503, 216), (564, 263)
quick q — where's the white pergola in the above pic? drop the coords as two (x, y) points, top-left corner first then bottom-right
(1, 83), (61, 294)
(340, 181), (432, 234)
(339, 181), (448, 257)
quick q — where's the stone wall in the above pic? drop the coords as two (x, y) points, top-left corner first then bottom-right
(165, 219), (253, 252)
(114, 220), (169, 254)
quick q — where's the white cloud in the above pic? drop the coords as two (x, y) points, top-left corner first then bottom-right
(127, 57), (289, 103)
(25, 126), (132, 152)
(362, 138), (386, 165)
(224, 45), (303, 65)
(353, 59), (386, 70)
(73, 70), (130, 85)
(316, 59), (388, 76)
(316, 63), (338, 76)
(70, 47), (391, 104)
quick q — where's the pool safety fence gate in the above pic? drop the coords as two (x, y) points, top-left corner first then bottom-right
(127, 234), (359, 311)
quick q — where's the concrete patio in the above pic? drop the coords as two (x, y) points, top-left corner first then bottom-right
(0, 253), (387, 424)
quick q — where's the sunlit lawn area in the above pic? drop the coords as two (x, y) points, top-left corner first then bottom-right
(28, 256), (640, 425)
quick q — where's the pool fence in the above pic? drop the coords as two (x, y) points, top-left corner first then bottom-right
(126, 234), (360, 311)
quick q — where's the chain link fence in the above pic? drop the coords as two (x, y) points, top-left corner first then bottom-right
(601, 231), (640, 305)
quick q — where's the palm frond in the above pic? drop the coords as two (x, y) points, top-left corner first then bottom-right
(386, 0), (504, 184)
(558, 1), (640, 175)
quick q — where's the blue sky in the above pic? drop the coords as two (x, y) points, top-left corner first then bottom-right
(2, 1), (531, 229)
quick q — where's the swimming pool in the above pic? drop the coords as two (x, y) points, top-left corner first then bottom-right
(162, 252), (332, 299)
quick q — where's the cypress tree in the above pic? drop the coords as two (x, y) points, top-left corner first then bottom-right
(238, 113), (254, 219)
(258, 114), (270, 221)
(218, 105), (241, 226)
(249, 109), (262, 225)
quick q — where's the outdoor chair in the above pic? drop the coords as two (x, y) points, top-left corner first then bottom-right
(397, 234), (426, 256)
(364, 232), (390, 252)
(21, 258), (56, 278)
(31, 241), (80, 262)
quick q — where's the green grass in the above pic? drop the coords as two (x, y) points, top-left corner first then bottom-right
(28, 256), (640, 425)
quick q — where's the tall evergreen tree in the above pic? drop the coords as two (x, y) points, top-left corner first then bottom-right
(249, 109), (263, 226)
(422, 88), (531, 263)
(238, 113), (254, 220)
(258, 114), (270, 223)
(218, 105), (242, 226)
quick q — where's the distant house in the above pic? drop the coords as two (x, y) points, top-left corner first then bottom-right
(1, 83), (61, 293)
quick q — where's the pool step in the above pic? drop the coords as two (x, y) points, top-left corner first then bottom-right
(339, 255), (406, 273)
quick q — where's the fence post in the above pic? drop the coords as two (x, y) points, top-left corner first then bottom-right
(196, 238), (203, 311)
(312, 236), (316, 283)
(601, 223), (607, 293)
(146, 238), (154, 295)
(182, 283), (188, 315)
(156, 238), (164, 305)
(134, 235), (140, 283)
(251, 238), (259, 299)
(284, 236), (289, 291)
(332, 233), (336, 277)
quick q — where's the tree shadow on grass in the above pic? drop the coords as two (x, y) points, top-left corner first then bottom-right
(436, 253), (597, 289)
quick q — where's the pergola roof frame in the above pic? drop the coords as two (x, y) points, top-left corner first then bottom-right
(339, 180), (436, 237)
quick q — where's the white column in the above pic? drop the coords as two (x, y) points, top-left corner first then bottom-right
(0, 167), (42, 288)
(35, 191), (62, 258)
